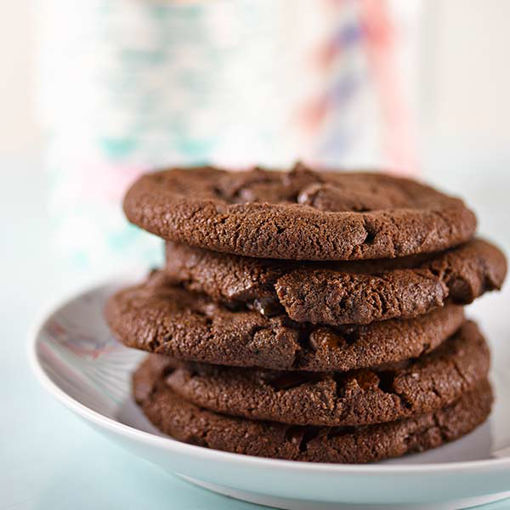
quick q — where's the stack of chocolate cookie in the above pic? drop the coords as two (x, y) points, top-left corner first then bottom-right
(106, 164), (507, 463)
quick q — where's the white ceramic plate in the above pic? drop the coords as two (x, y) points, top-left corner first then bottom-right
(30, 280), (510, 510)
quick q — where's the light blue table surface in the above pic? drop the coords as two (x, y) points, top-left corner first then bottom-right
(2, 154), (510, 510)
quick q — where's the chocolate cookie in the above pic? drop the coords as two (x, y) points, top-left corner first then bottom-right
(106, 271), (464, 371)
(133, 357), (492, 463)
(152, 321), (489, 426)
(123, 163), (477, 261)
(165, 238), (506, 326)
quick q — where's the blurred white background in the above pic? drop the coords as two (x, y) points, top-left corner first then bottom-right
(419, 0), (510, 161)
(2, 0), (510, 161)
(0, 0), (38, 154)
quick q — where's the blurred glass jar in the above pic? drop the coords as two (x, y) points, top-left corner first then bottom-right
(36, 0), (420, 276)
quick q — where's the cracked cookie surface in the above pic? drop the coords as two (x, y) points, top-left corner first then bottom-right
(148, 321), (489, 426)
(106, 271), (464, 371)
(165, 238), (506, 325)
(123, 163), (477, 261)
(133, 357), (492, 463)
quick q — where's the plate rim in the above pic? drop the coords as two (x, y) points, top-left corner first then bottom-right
(29, 278), (510, 477)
